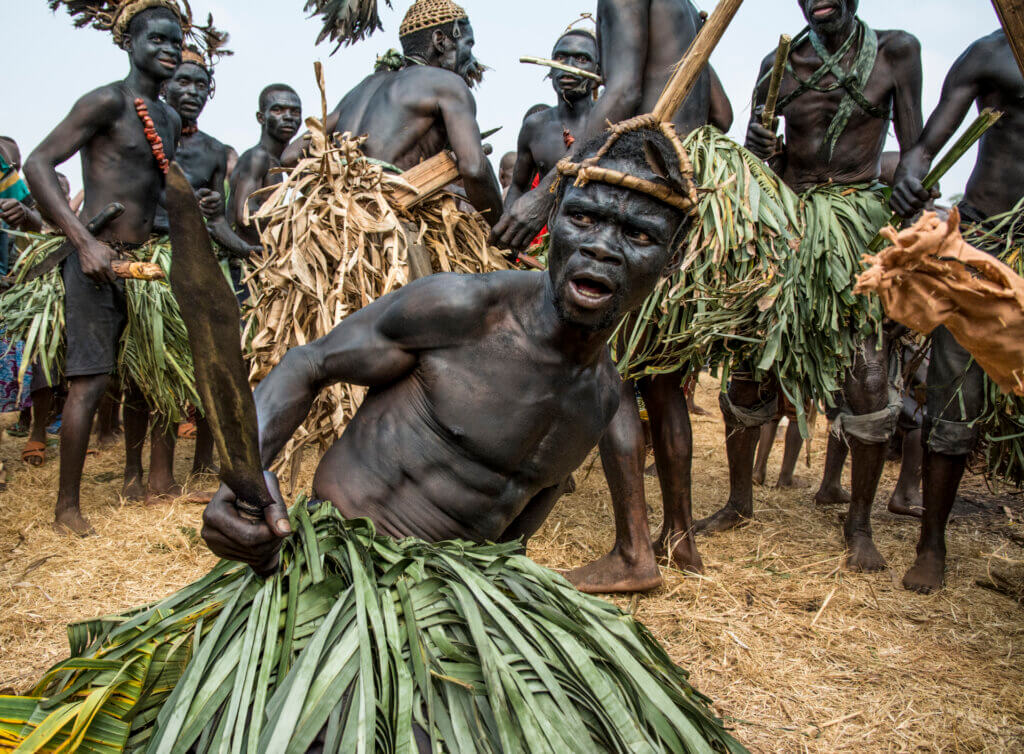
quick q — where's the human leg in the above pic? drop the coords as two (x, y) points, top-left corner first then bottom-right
(904, 327), (984, 592)
(696, 377), (776, 534)
(642, 374), (702, 573)
(752, 420), (780, 486)
(776, 420), (808, 488)
(836, 337), (896, 572)
(814, 411), (851, 506)
(567, 378), (662, 594)
(888, 428), (923, 517)
(56, 374), (109, 535)
(122, 383), (149, 501)
(191, 416), (216, 476)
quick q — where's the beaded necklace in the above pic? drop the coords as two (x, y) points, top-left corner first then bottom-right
(131, 94), (170, 175)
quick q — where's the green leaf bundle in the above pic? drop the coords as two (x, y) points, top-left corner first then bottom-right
(0, 500), (747, 754)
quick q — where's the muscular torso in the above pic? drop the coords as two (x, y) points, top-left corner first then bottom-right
(328, 67), (463, 170)
(598, 0), (710, 134)
(775, 30), (906, 192)
(311, 273), (620, 542)
(962, 33), (1024, 216)
(521, 106), (590, 179)
(79, 84), (177, 242)
(153, 130), (224, 231)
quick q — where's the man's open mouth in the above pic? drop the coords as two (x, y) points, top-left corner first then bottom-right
(568, 274), (615, 308)
(557, 75), (581, 88)
(810, 2), (839, 20)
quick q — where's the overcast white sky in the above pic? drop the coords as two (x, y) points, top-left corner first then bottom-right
(3, 1), (1001, 201)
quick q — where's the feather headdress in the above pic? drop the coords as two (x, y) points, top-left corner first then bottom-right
(48, 0), (192, 47)
(304, 0), (392, 52)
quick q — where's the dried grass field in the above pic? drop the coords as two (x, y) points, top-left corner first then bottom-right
(1, 382), (1022, 753)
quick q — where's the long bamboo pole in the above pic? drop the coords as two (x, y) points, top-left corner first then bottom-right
(520, 56), (603, 83)
(991, 0), (1024, 79)
(762, 34), (792, 128)
(652, 0), (746, 122)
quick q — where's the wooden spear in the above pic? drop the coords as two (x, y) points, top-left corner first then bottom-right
(991, 0), (1024, 79)
(761, 34), (792, 128)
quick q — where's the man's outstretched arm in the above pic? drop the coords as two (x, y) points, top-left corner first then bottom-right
(202, 273), (492, 571)
(891, 40), (979, 218)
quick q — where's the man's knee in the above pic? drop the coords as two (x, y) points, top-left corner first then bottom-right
(719, 382), (778, 430)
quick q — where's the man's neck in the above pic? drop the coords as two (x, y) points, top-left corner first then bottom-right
(532, 276), (613, 366)
(816, 17), (858, 55)
(555, 95), (592, 123)
(124, 68), (164, 101)
(259, 131), (286, 160)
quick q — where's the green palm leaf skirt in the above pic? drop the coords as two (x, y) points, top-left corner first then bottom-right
(610, 127), (801, 386)
(0, 234), (200, 424)
(0, 500), (747, 754)
(960, 200), (1024, 487)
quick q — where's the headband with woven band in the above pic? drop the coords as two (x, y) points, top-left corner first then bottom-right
(399, 0), (467, 38)
(555, 114), (699, 215)
(47, 0), (193, 47)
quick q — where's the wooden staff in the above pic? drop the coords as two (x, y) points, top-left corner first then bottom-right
(991, 0), (1024, 79)
(519, 56), (604, 83)
(652, 0), (746, 122)
(761, 34), (792, 128)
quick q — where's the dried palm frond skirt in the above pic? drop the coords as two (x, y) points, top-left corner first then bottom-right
(245, 133), (511, 483)
(961, 199), (1024, 487)
(0, 234), (200, 424)
(610, 126), (801, 385)
(0, 500), (747, 754)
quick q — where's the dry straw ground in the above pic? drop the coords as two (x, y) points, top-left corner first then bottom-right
(0, 383), (1021, 753)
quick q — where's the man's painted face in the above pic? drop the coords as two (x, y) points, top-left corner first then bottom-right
(799, 0), (858, 34)
(164, 63), (211, 122)
(550, 33), (599, 102)
(546, 165), (684, 332)
(259, 92), (302, 143)
(127, 13), (183, 82)
(440, 20), (483, 87)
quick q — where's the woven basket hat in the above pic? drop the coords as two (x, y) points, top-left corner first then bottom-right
(399, 0), (467, 38)
(112, 0), (188, 45)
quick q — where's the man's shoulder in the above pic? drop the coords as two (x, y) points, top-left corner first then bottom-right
(78, 82), (129, 116)
(876, 29), (921, 61)
(400, 65), (473, 97)
(237, 145), (273, 171)
(959, 30), (1009, 67)
(407, 269), (529, 309)
(522, 107), (556, 132)
(197, 130), (226, 153)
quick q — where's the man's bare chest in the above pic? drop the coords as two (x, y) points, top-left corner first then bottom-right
(177, 140), (219, 190)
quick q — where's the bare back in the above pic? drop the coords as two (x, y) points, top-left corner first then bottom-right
(596, 0), (710, 135)
(329, 66), (466, 170)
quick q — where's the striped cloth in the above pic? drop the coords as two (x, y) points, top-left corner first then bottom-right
(0, 154), (30, 277)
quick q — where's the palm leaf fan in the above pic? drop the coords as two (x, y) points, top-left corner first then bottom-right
(305, 0), (392, 51)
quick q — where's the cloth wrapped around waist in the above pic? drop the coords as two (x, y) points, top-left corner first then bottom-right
(0, 498), (747, 754)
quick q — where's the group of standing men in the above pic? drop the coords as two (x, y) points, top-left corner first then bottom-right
(9, 0), (1023, 598)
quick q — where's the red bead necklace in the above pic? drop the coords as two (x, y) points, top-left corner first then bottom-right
(134, 98), (170, 175)
(181, 123), (199, 137)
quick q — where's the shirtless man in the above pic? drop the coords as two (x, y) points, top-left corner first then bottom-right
(159, 49), (258, 475)
(710, 0), (923, 572)
(285, 0), (502, 223)
(24, 3), (183, 534)
(228, 85), (301, 248)
(498, 151), (516, 194)
(199, 126), (695, 577)
(492, 0), (713, 594)
(890, 29), (1024, 592)
(504, 29), (599, 212)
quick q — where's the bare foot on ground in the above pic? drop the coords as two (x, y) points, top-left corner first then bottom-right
(653, 529), (704, 574)
(845, 534), (887, 572)
(902, 549), (945, 593)
(122, 476), (147, 502)
(814, 484), (852, 507)
(887, 488), (924, 518)
(695, 504), (751, 534)
(54, 508), (96, 537)
(566, 548), (663, 594)
(776, 474), (812, 490)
